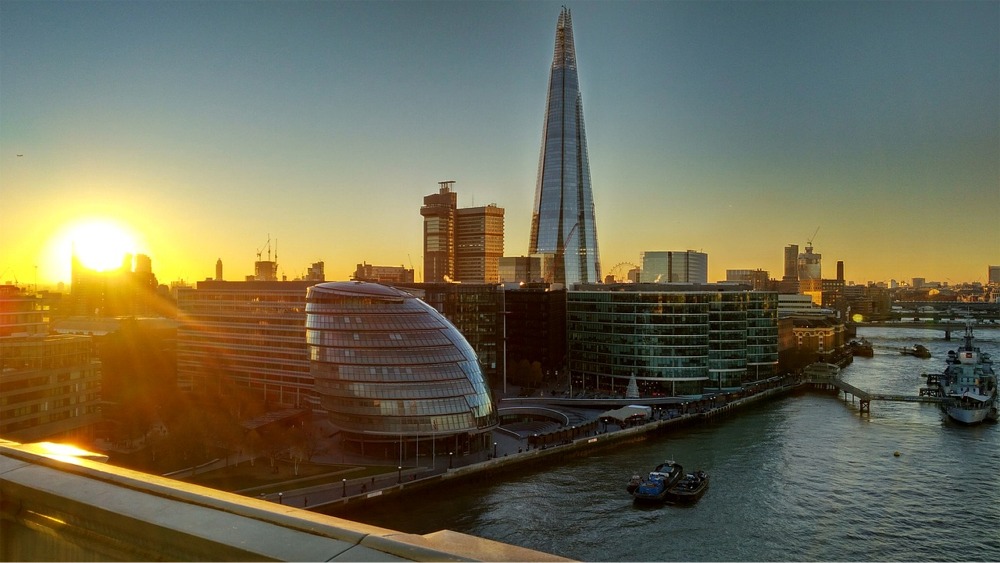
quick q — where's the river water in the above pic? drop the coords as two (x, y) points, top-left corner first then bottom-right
(340, 327), (1000, 562)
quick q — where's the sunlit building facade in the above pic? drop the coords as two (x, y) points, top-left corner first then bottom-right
(306, 281), (498, 456)
(566, 284), (778, 396)
(0, 285), (102, 442)
(529, 7), (601, 286)
(641, 251), (708, 284)
(175, 280), (317, 409)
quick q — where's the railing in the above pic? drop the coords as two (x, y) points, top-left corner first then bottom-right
(0, 439), (569, 562)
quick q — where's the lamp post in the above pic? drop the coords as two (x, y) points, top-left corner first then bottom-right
(493, 441), (497, 458)
(278, 492), (283, 505)
(397, 466), (402, 484)
(342, 478), (346, 497)
(448, 451), (453, 469)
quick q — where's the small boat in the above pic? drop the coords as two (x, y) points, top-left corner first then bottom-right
(665, 470), (710, 503)
(849, 338), (874, 357)
(901, 344), (931, 359)
(631, 461), (683, 504)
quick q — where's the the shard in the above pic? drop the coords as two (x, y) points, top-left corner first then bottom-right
(529, 7), (601, 286)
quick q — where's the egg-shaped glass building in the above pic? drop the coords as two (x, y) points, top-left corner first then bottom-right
(305, 281), (497, 456)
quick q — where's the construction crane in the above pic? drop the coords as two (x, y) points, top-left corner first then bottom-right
(807, 226), (820, 249)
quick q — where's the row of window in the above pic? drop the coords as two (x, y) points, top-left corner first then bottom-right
(316, 379), (481, 401)
(305, 330), (454, 348)
(327, 410), (485, 434)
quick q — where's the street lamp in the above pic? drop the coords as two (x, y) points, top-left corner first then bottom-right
(493, 441), (497, 458)
(278, 492), (283, 505)
(448, 451), (453, 469)
(397, 465), (402, 484)
(342, 478), (346, 497)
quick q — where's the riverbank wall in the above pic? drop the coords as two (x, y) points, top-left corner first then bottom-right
(315, 382), (798, 515)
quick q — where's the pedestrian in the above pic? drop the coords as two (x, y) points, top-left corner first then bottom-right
(304, 496), (308, 507)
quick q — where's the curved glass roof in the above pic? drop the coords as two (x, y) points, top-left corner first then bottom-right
(306, 281), (497, 437)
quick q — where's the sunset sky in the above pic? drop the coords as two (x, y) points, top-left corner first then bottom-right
(2, 0), (997, 287)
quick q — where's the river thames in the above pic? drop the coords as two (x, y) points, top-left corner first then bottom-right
(341, 326), (1000, 561)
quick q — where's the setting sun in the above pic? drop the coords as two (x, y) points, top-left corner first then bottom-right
(57, 219), (141, 273)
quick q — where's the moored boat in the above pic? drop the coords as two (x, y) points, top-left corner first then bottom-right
(849, 338), (874, 357)
(631, 461), (683, 504)
(901, 344), (932, 359)
(935, 325), (997, 425)
(665, 470), (709, 503)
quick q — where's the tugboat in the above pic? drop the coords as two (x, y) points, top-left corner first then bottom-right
(935, 325), (998, 424)
(665, 470), (710, 504)
(901, 344), (932, 359)
(631, 461), (683, 504)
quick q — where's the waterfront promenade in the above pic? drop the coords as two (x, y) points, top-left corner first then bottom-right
(235, 378), (798, 514)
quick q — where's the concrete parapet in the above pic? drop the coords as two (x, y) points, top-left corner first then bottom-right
(0, 439), (570, 562)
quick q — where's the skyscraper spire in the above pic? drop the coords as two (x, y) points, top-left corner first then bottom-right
(529, 7), (601, 286)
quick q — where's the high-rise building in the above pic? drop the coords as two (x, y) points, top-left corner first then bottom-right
(420, 181), (505, 283)
(529, 8), (601, 286)
(641, 251), (708, 284)
(988, 266), (1000, 284)
(421, 181), (458, 282)
(779, 244), (800, 294)
(455, 205), (504, 283)
(215, 259), (223, 281)
(798, 244), (822, 281)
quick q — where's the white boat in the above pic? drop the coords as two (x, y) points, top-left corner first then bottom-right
(937, 325), (998, 424)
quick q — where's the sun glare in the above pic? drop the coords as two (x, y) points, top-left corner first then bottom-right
(62, 219), (140, 272)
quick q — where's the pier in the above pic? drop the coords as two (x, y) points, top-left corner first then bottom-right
(803, 376), (943, 415)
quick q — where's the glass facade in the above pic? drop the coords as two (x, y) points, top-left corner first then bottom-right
(175, 281), (316, 409)
(529, 8), (601, 286)
(306, 282), (497, 446)
(567, 285), (779, 396)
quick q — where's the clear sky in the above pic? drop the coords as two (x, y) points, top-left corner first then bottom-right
(2, 0), (997, 287)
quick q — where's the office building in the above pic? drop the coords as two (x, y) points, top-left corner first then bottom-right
(305, 281), (498, 457)
(504, 284), (567, 384)
(566, 284), (778, 396)
(498, 254), (554, 284)
(0, 285), (102, 442)
(420, 181), (458, 282)
(726, 269), (772, 291)
(529, 7), (601, 286)
(421, 182), (505, 283)
(394, 283), (505, 385)
(175, 280), (317, 409)
(990, 266), (1000, 285)
(456, 205), (504, 283)
(641, 251), (708, 284)
(353, 263), (415, 284)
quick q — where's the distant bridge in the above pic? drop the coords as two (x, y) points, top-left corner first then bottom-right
(852, 320), (999, 338)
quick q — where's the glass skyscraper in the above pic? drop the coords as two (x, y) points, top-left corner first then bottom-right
(529, 7), (601, 286)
